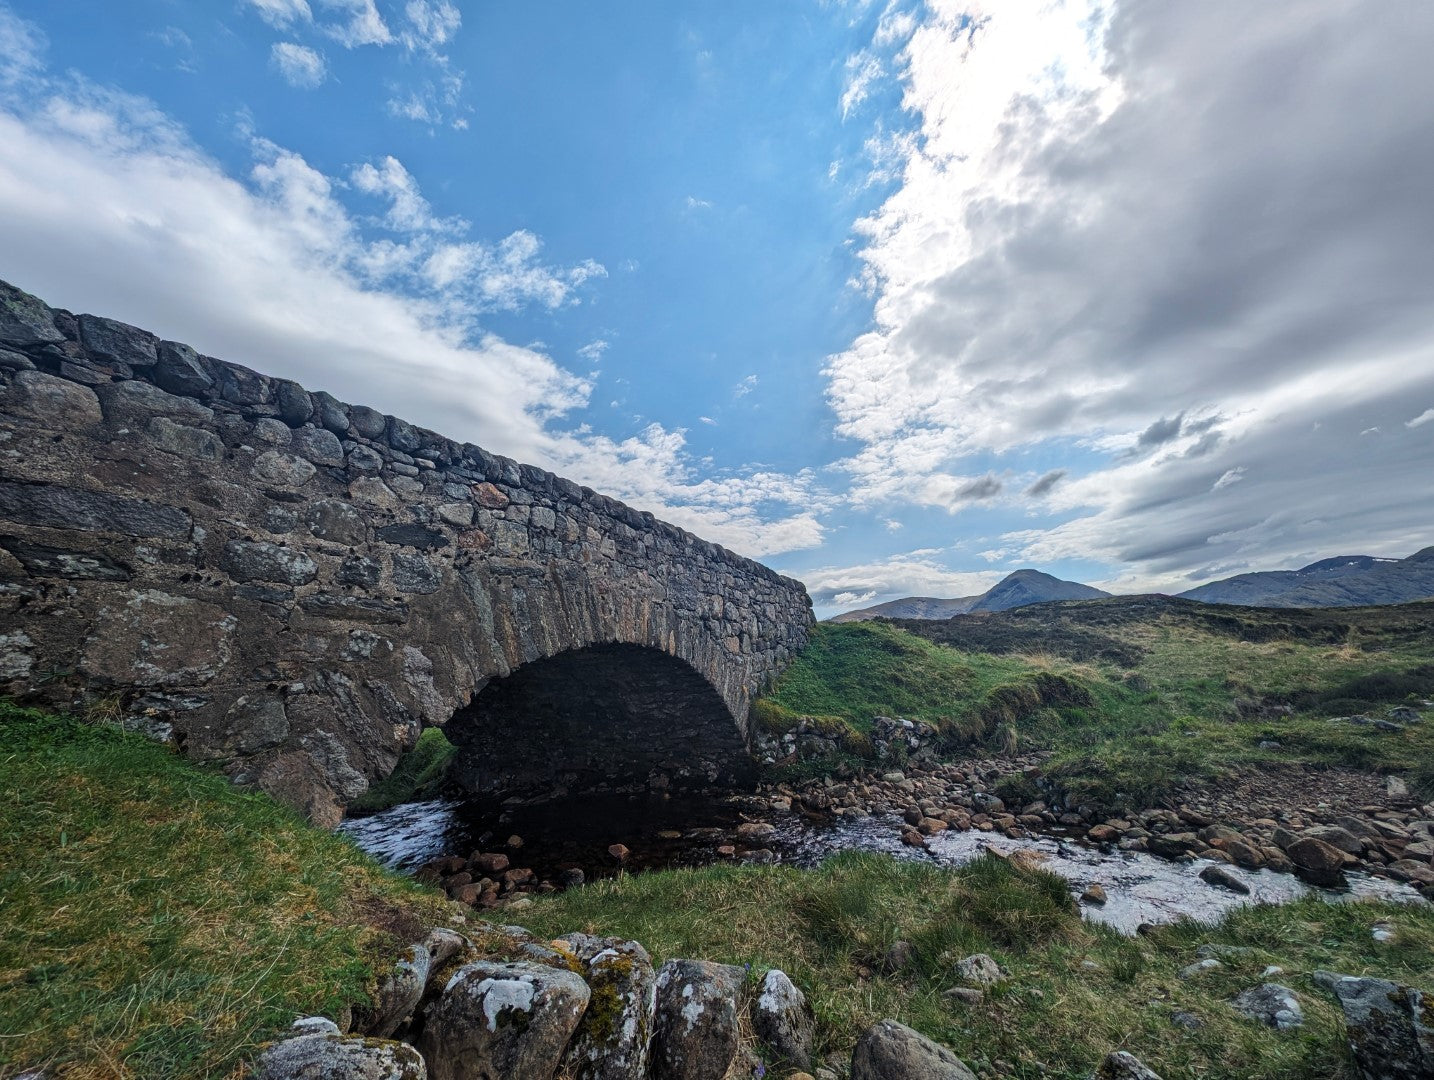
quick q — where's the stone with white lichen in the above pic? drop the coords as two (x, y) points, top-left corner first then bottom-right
(415, 960), (589, 1080)
(649, 958), (745, 1080)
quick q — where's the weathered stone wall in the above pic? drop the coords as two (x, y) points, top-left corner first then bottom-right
(0, 279), (813, 824)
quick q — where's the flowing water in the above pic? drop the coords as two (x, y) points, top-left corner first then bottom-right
(340, 792), (1426, 936)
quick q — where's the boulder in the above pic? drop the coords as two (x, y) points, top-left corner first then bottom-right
(1303, 825), (1365, 855)
(1285, 836), (1348, 886)
(1230, 983), (1303, 1030)
(557, 934), (657, 1080)
(650, 959), (744, 1080)
(1319, 973), (1433, 1079)
(416, 960), (590, 1080)
(252, 1031), (426, 1079)
(753, 968), (815, 1069)
(850, 1020), (976, 1080)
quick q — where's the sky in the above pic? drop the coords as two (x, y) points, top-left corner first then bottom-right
(0, 1), (1430, 619)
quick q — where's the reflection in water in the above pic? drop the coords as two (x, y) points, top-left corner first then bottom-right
(340, 795), (1426, 936)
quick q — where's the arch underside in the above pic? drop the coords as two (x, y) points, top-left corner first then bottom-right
(444, 642), (758, 801)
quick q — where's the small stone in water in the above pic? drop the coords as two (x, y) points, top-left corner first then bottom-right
(1082, 884), (1108, 905)
(507, 834), (524, 848)
(608, 843), (630, 861)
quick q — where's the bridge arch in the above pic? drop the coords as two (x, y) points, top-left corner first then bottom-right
(445, 642), (756, 801)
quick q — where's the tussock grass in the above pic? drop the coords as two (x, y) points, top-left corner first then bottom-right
(523, 851), (1434, 1079)
(0, 701), (451, 1078)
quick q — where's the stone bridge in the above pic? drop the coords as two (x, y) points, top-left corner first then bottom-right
(0, 280), (813, 825)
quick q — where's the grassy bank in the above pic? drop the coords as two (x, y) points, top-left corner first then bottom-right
(755, 601), (1434, 805)
(0, 701), (451, 1079)
(523, 851), (1434, 1079)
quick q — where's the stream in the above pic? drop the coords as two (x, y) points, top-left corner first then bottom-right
(339, 792), (1426, 936)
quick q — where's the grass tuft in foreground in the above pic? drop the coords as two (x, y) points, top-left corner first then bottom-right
(0, 700), (450, 1079)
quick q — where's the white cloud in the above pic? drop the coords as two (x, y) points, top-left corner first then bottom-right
(270, 42), (327, 89)
(734, 374), (758, 397)
(576, 340), (608, 362)
(319, 0), (392, 47)
(685, 195), (712, 210)
(840, 51), (883, 119)
(0, 4), (44, 86)
(795, 550), (1005, 616)
(1406, 408), (1434, 429)
(402, 0), (460, 52)
(700, 416), (717, 426)
(350, 155), (450, 232)
(245, 0), (313, 30)
(827, 0), (1434, 582)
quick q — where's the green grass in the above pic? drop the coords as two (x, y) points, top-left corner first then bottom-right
(757, 602), (1434, 809)
(522, 851), (1434, 1079)
(348, 726), (456, 813)
(0, 701), (451, 1079)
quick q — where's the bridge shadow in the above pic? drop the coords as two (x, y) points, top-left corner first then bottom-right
(443, 643), (758, 802)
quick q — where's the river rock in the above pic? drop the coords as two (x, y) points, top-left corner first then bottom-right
(1095, 1051), (1164, 1079)
(355, 943), (431, 1038)
(416, 960), (590, 1080)
(754, 968), (815, 1069)
(1303, 825), (1365, 855)
(1318, 972), (1433, 1079)
(1285, 836), (1348, 886)
(557, 934), (657, 1080)
(252, 1031), (427, 1079)
(1198, 865), (1251, 895)
(850, 1020), (976, 1080)
(1230, 983), (1303, 1030)
(650, 959), (744, 1080)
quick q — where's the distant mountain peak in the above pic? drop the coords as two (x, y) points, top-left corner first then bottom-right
(1178, 547), (1434, 607)
(829, 569), (1107, 621)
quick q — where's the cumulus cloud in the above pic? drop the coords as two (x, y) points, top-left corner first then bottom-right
(401, 0), (461, 52)
(270, 42), (327, 88)
(828, 0), (1434, 583)
(319, 0), (391, 47)
(1406, 408), (1434, 429)
(246, 0), (312, 30)
(0, 29), (823, 562)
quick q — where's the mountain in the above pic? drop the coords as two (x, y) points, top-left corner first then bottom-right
(968, 569), (1110, 612)
(1177, 547), (1434, 607)
(828, 595), (982, 623)
(830, 569), (1107, 622)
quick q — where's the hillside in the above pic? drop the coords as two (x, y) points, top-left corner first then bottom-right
(1178, 546), (1434, 607)
(831, 569), (1106, 622)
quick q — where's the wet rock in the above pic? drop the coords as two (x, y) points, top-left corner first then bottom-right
(1285, 836), (1348, 886)
(1082, 884), (1108, 905)
(850, 1019), (976, 1080)
(1095, 1051), (1163, 1079)
(1198, 865), (1251, 895)
(754, 968), (815, 1069)
(1230, 983), (1303, 1030)
(736, 821), (776, 840)
(416, 960), (589, 1080)
(1318, 972), (1433, 1079)
(608, 844), (630, 862)
(471, 852), (510, 875)
(650, 958), (744, 1080)
(252, 1031), (426, 1079)
(953, 954), (1003, 986)
(558, 935), (657, 1080)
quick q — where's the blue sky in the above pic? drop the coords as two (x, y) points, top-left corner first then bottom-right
(2, 1), (1431, 618)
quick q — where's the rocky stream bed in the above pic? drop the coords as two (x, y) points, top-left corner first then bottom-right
(341, 756), (1434, 936)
